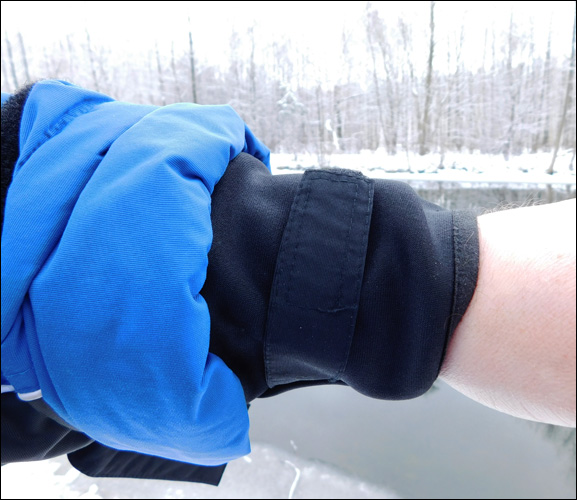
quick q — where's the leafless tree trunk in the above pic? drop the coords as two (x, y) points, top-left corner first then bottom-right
(66, 34), (76, 81)
(155, 41), (166, 105)
(375, 16), (398, 154)
(451, 24), (465, 152)
(419, 1), (435, 156)
(366, 4), (387, 148)
(490, 27), (498, 153)
(17, 32), (30, 83)
(85, 28), (99, 92)
(146, 49), (155, 104)
(540, 22), (553, 150)
(334, 84), (343, 142)
(1, 55), (10, 92)
(248, 26), (257, 125)
(548, 10), (576, 174)
(503, 14), (522, 160)
(188, 17), (198, 103)
(479, 27), (490, 153)
(171, 41), (181, 101)
(399, 18), (418, 158)
(316, 84), (326, 164)
(4, 31), (19, 89)
(366, 8), (386, 151)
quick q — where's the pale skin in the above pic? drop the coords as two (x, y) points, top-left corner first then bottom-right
(440, 198), (576, 427)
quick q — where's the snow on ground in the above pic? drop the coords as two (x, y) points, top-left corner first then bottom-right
(0, 442), (399, 499)
(270, 150), (576, 186)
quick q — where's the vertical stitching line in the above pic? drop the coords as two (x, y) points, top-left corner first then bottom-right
(438, 210), (460, 378)
(449, 212), (460, 334)
(284, 178), (312, 304)
(264, 174), (310, 384)
(333, 179), (373, 382)
(335, 181), (359, 309)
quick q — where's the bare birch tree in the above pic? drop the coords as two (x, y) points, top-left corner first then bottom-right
(548, 10), (576, 174)
(188, 17), (198, 103)
(85, 28), (99, 92)
(155, 41), (166, 106)
(4, 31), (19, 89)
(365, 5), (387, 151)
(17, 32), (30, 83)
(419, 1), (435, 156)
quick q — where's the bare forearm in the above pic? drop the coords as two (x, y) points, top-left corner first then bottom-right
(440, 199), (576, 427)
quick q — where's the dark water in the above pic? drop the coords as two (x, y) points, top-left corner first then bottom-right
(410, 181), (576, 212)
(248, 182), (576, 499)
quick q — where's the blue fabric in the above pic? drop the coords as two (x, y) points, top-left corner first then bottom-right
(1, 80), (270, 465)
(1, 92), (11, 106)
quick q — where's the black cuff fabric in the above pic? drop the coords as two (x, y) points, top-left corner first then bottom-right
(342, 179), (477, 399)
(1, 392), (227, 485)
(68, 444), (226, 486)
(205, 153), (479, 402)
(1, 393), (93, 465)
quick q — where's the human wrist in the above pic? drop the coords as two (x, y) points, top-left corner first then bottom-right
(440, 199), (576, 426)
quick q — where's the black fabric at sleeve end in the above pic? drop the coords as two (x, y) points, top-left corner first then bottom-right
(68, 443), (227, 486)
(1, 81), (36, 234)
(206, 153), (480, 403)
(342, 180), (457, 400)
(444, 210), (480, 354)
(1, 392), (93, 465)
(1, 392), (227, 485)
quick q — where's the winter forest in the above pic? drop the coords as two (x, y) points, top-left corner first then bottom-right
(1, 1), (576, 173)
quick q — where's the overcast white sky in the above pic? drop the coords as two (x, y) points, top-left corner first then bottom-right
(1, 0), (575, 84)
(2, 2), (574, 46)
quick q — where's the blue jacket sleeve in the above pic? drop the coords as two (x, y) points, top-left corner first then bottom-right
(1, 80), (270, 466)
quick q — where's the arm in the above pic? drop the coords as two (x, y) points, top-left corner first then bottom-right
(4, 79), (571, 486)
(440, 199), (576, 427)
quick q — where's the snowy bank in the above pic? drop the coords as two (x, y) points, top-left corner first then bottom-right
(270, 151), (576, 187)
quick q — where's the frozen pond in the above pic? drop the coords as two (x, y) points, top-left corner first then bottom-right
(248, 381), (576, 499)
